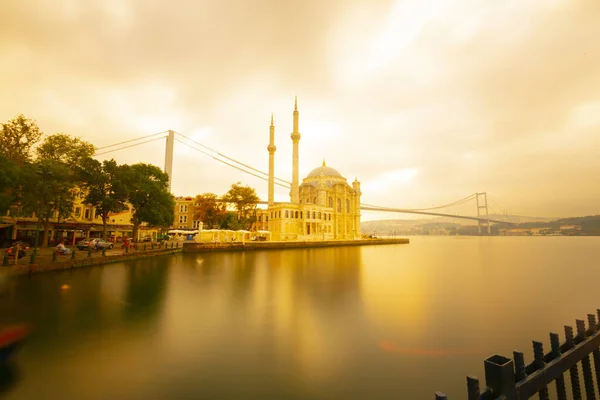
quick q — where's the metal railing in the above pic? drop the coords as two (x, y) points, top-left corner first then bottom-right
(436, 309), (600, 399)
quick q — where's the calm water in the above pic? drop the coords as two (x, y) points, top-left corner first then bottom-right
(1, 236), (600, 399)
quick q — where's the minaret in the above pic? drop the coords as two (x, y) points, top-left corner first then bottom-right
(267, 113), (276, 206)
(290, 97), (301, 203)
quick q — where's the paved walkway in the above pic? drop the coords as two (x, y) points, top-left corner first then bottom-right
(2, 243), (163, 268)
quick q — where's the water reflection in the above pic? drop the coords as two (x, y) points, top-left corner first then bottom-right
(2, 238), (600, 399)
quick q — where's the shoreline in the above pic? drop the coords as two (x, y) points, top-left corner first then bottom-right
(183, 238), (410, 252)
(1, 238), (409, 277)
(2, 247), (183, 277)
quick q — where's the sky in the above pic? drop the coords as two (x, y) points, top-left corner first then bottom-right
(1, 0), (599, 221)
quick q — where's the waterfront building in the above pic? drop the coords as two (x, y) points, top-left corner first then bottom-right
(173, 196), (201, 230)
(2, 186), (158, 245)
(265, 99), (361, 241)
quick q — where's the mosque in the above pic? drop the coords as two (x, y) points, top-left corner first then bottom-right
(256, 98), (362, 241)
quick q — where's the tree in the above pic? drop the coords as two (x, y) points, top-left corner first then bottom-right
(0, 155), (19, 215)
(125, 163), (175, 241)
(219, 211), (245, 230)
(21, 160), (75, 247)
(36, 133), (95, 166)
(0, 115), (43, 164)
(193, 193), (226, 229)
(78, 158), (129, 240)
(222, 182), (259, 230)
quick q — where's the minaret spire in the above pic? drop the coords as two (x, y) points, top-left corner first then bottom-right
(267, 113), (277, 206)
(290, 97), (301, 203)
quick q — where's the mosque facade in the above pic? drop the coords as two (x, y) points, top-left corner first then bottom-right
(258, 99), (362, 241)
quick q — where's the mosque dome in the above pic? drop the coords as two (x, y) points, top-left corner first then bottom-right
(306, 161), (343, 178)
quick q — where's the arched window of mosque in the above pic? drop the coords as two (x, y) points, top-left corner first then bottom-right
(328, 197), (333, 207)
(295, 211), (299, 218)
(318, 212), (321, 219)
(346, 199), (350, 213)
(337, 198), (341, 213)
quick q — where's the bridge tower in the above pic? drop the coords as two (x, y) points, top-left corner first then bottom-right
(164, 130), (175, 192)
(476, 192), (491, 235)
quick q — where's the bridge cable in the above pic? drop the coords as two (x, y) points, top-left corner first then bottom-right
(174, 131), (291, 185)
(174, 138), (291, 189)
(94, 135), (168, 156)
(95, 131), (170, 151)
(361, 193), (477, 212)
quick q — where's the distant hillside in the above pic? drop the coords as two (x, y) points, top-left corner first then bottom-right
(361, 214), (553, 233)
(361, 215), (600, 236)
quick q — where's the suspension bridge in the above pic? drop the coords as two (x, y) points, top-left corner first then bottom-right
(94, 130), (518, 234)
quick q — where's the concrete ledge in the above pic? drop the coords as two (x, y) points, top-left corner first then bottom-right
(183, 238), (409, 253)
(6, 248), (183, 276)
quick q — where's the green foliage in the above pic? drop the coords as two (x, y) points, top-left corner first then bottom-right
(36, 133), (96, 165)
(0, 154), (19, 215)
(20, 160), (75, 247)
(222, 181), (258, 216)
(78, 158), (129, 239)
(193, 193), (226, 229)
(219, 211), (245, 230)
(0, 115), (43, 164)
(221, 182), (259, 230)
(125, 163), (175, 240)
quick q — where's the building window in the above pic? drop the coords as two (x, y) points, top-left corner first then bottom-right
(328, 197), (333, 207)
(266, 216), (269, 222)
(84, 209), (90, 219)
(180, 205), (188, 213)
(258, 216), (262, 222)
(179, 215), (187, 223)
(285, 210), (289, 218)
(193, 220), (201, 228)
(278, 211), (281, 218)
(312, 211), (316, 219)
(74, 207), (81, 216)
(295, 211), (298, 219)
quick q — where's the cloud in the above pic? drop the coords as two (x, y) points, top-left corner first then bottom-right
(0, 0), (599, 218)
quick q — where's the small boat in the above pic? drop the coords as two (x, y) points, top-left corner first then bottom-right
(0, 325), (30, 363)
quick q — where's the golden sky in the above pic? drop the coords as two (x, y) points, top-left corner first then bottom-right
(1, 0), (599, 219)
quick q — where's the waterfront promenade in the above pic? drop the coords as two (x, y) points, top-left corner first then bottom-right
(184, 238), (409, 252)
(0, 243), (183, 276)
(0, 238), (409, 276)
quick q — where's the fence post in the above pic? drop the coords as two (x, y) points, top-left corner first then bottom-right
(550, 332), (567, 400)
(466, 376), (480, 400)
(513, 351), (526, 382)
(533, 341), (549, 400)
(588, 314), (600, 391)
(484, 354), (517, 399)
(565, 325), (582, 399)
(576, 319), (597, 399)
